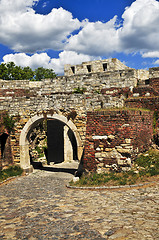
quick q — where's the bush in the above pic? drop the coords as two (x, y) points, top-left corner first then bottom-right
(136, 149), (159, 176)
(73, 87), (86, 94)
(70, 150), (159, 187)
(0, 165), (23, 182)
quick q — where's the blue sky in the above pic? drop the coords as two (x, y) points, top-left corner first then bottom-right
(0, 0), (159, 75)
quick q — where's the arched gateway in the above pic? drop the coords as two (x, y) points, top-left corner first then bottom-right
(20, 114), (83, 172)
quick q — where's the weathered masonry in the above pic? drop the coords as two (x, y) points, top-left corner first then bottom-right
(0, 58), (158, 173)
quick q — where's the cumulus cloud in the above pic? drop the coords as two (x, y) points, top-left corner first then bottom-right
(66, 16), (120, 56)
(120, 0), (159, 53)
(142, 50), (159, 67)
(1, 0), (159, 72)
(3, 51), (99, 75)
(66, 0), (159, 57)
(142, 51), (159, 58)
(0, 0), (82, 52)
(3, 53), (51, 69)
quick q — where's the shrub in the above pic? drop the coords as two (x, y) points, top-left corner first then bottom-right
(0, 165), (23, 182)
(73, 87), (86, 94)
(70, 149), (159, 187)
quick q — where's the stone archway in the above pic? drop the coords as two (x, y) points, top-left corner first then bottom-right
(19, 114), (83, 172)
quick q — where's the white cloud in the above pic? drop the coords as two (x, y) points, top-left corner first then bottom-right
(0, 0), (82, 52)
(120, 0), (159, 53)
(142, 51), (159, 58)
(66, 16), (120, 56)
(1, 0), (159, 71)
(66, 0), (159, 57)
(3, 53), (51, 69)
(154, 60), (159, 65)
(3, 51), (99, 75)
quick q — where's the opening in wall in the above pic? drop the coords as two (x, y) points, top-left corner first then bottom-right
(71, 66), (75, 74)
(103, 63), (107, 71)
(87, 65), (92, 73)
(145, 79), (150, 85)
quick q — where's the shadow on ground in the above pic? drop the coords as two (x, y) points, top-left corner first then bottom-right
(31, 161), (78, 175)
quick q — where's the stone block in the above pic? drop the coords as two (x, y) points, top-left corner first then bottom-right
(117, 148), (131, 154)
(105, 148), (113, 152)
(125, 138), (131, 144)
(95, 152), (102, 158)
(108, 135), (115, 139)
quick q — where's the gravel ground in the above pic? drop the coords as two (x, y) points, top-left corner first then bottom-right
(0, 169), (159, 240)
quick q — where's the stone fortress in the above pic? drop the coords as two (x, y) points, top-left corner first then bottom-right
(0, 58), (159, 173)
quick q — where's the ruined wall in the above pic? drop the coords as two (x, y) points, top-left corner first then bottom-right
(83, 110), (153, 172)
(149, 67), (159, 78)
(148, 68), (159, 91)
(64, 58), (131, 76)
(0, 59), (158, 170)
(125, 97), (159, 111)
(149, 78), (159, 91)
(0, 64), (143, 165)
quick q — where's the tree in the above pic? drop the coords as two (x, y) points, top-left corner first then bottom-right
(21, 67), (34, 80)
(0, 62), (57, 81)
(34, 67), (57, 81)
(0, 63), (8, 80)
(6, 62), (16, 80)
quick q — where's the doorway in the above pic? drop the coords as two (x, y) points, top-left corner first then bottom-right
(47, 119), (65, 164)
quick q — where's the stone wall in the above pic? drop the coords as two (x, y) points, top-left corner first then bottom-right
(0, 59), (158, 171)
(64, 58), (131, 76)
(83, 110), (153, 172)
(149, 67), (159, 79)
(0, 62), (145, 165)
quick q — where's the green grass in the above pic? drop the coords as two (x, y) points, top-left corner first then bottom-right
(70, 149), (159, 187)
(136, 149), (159, 176)
(0, 165), (23, 183)
(95, 107), (151, 112)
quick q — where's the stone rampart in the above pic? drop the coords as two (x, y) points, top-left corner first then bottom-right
(0, 58), (158, 172)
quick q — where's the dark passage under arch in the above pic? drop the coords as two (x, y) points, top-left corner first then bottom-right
(47, 119), (65, 164)
(47, 119), (78, 164)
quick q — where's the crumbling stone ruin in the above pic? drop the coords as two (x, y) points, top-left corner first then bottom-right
(0, 58), (158, 173)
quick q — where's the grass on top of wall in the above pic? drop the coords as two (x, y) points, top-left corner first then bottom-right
(0, 165), (23, 183)
(95, 107), (151, 112)
(70, 149), (159, 187)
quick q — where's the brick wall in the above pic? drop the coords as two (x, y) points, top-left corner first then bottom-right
(125, 97), (159, 111)
(83, 110), (153, 172)
(149, 78), (159, 91)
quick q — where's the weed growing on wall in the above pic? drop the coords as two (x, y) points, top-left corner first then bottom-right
(3, 113), (15, 133)
(73, 87), (86, 94)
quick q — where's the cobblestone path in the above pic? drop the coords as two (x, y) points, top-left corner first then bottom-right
(0, 170), (159, 240)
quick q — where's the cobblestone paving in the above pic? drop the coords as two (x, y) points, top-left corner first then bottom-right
(0, 170), (159, 240)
